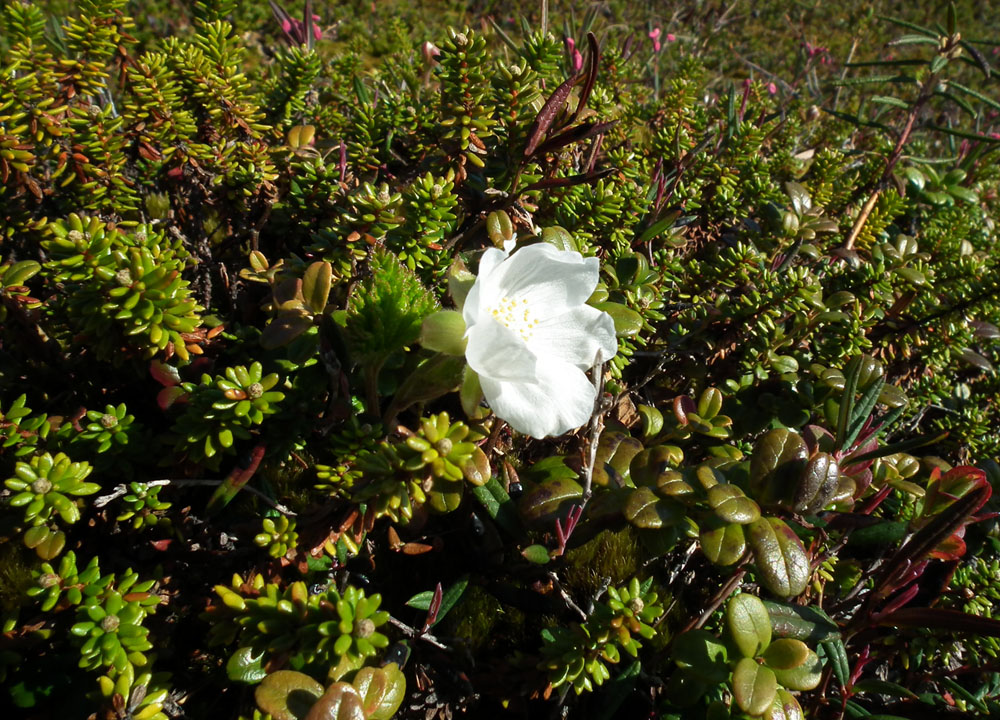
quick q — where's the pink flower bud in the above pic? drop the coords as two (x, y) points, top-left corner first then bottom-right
(572, 49), (583, 71)
(666, 33), (676, 42)
(767, 82), (777, 95)
(649, 27), (662, 53)
(422, 41), (441, 64)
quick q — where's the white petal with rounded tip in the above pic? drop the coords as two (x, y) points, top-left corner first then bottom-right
(527, 304), (618, 368)
(465, 316), (537, 381)
(479, 359), (597, 438)
(487, 243), (598, 318)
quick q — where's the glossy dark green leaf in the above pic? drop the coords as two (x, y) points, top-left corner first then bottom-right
(541, 226), (578, 252)
(763, 601), (840, 643)
(594, 301), (643, 337)
(749, 429), (808, 506)
(671, 629), (729, 682)
(227, 646), (267, 684)
(471, 476), (522, 537)
(851, 679), (918, 699)
(792, 453), (839, 513)
(518, 477), (583, 527)
(631, 446), (684, 487)
(623, 487), (683, 529)
(707, 484), (761, 524)
(697, 387), (724, 420)
(261, 313), (313, 349)
(302, 261), (332, 315)
(747, 517), (810, 598)
(700, 521), (746, 566)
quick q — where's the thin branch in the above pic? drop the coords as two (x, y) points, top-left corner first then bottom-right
(581, 354), (607, 504)
(95, 478), (297, 516)
(387, 615), (451, 651)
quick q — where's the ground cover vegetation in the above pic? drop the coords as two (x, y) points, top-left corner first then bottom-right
(3, 0), (1000, 717)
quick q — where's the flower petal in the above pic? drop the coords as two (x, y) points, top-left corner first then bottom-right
(480, 359), (597, 438)
(528, 304), (618, 368)
(486, 243), (599, 318)
(465, 315), (537, 381)
(463, 248), (509, 326)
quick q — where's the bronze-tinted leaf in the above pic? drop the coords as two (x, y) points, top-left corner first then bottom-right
(749, 429), (808, 507)
(792, 453), (839, 513)
(631, 446), (684, 487)
(304, 682), (366, 720)
(255, 670), (324, 720)
(707, 484), (761, 524)
(623, 486), (683, 529)
(762, 688), (805, 720)
(352, 663), (406, 720)
(656, 470), (694, 498)
(518, 477), (583, 527)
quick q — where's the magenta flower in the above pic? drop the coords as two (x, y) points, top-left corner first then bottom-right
(648, 27), (662, 53)
(270, 1), (322, 46)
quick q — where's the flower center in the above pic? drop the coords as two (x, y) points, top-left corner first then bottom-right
(490, 295), (536, 342)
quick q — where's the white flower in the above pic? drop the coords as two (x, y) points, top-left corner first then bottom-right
(461, 242), (617, 438)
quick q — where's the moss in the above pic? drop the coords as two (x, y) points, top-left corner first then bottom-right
(562, 527), (642, 599)
(443, 584), (526, 654)
(0, 542), (34, 614)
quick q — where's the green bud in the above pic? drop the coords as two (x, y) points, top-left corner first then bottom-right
(420, 310), (467, 356)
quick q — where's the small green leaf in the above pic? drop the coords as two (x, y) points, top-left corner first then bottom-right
(771, 648), (823, 691)
(594, 301), (643, 337)
(732, 657), (777, 716)
(727, 593), (772, 658)
(700, 521), (747, 566)
(301, 261), (333, 315)
(671, 629), (729, 682)
(227, 646), (268, 684)
(762, 638), (810, 670)
(522, 544), (551, 564)
(747, 517), (810, 598)
(420, 311), (468, 355)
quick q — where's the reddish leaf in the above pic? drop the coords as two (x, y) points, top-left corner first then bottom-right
(524, 73), (581, 157)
